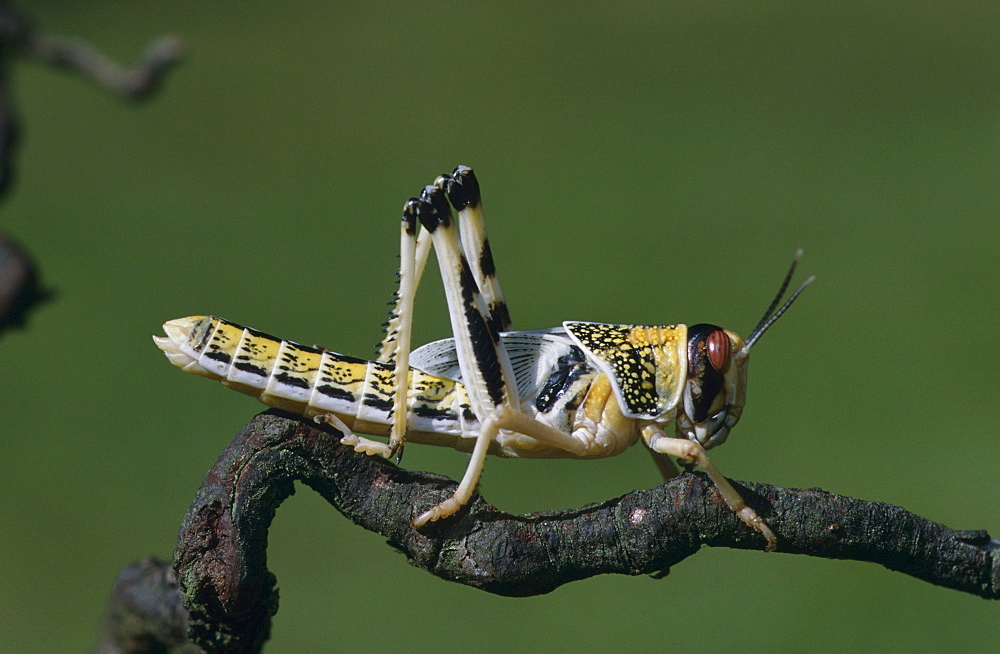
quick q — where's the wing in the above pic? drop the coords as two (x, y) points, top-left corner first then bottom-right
(408, 336), (463, 381)
(410, 327), (571, 401)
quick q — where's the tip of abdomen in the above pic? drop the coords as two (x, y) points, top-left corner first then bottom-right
(153, 315), (210, 373)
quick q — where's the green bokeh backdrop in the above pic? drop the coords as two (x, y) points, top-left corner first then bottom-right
(3, 2), (998, 650)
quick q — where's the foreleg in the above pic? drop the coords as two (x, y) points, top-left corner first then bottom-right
(643, 427), (777, 551)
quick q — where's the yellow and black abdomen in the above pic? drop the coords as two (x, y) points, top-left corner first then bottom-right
(154, 316), (472, 438)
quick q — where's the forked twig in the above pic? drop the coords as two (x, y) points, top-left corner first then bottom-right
(0, 6), (183, 333)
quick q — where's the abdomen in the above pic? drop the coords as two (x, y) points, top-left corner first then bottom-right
(154, 316), (474, 441)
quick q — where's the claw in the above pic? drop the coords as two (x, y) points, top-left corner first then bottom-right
(412, 497), (462, 529)
(388, 440), (405, 464)
(737, 506), (778, 552)
(315, 413), (393, 457)
(339, 433), (392, 457)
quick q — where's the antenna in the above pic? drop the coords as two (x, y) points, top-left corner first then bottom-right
(742, 249), (814, 354)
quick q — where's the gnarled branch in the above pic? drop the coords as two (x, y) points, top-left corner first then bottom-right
(162, 411), (999, 651)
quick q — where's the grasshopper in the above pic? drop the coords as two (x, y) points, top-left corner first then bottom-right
(154, 166), (812, 551)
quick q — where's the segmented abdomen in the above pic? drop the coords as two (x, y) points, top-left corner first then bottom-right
(154, 316), (472, 438)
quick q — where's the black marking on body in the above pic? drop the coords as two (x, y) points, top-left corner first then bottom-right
(461, 405), (476, 423)
(416, 379), (448, 397)
(319, 354), (370, 385)
(565, 322), (669, 417)
(326, 351), (370, 366)
(321, 374), (364, 386)
(611, 349), (659, 416)
(402, 203), (418, 235)
(371, 367), (395, 385)
(191, 319), (214, 351)
(317, 384), (355, 402)
(240, 341), (270, 359)
(237, 327), (324, 355)
(274, 371), (309, 389)
(362, 393), (393, 413)
(489, 301), (511, 334)
(234, 361), (268, 378)
(458, 254), (505, 406)
(244, 324), (283, 343)
(233, 326), (282, 359)
(479, 239), (496, 276)
(534, 346), (590, 414)
(280, 343), (316, 367)
(412, 404), (455, 420)
(415, 186), (452, 232)
(204, 350), (232, 364)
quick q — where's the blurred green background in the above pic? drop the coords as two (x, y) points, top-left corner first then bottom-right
(2, 2), (998, 651)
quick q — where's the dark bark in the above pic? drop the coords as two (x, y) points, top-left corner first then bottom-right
(159, 411), (1000, 652)
(95, 557), (199, 654)
(0, 233), (50, 332)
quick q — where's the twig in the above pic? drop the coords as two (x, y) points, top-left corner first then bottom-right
(0, 6), (183, 186)
(0, 2), (185, 102)
(21, 31), (184, 100)
(166, 411), (1000, 651)
(0, 234), (50, 331)
(95, 557), (199, 654)
(0, 6), (184, 331)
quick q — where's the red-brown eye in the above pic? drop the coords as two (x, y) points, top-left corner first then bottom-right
(707, 330), (730, 371)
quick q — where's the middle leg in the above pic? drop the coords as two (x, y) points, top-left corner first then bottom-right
(412, 404), (590, 527)
(376, 204), (432, 457)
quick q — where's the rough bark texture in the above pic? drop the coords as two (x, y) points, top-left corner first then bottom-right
(162, 411), (1000, 651)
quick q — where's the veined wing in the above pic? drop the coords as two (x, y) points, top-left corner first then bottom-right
(410, 327), (573, 402)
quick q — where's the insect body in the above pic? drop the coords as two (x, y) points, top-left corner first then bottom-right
(155, 166), (812, 551)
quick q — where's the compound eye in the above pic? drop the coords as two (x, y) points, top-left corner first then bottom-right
(706, 329), (731, 372)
